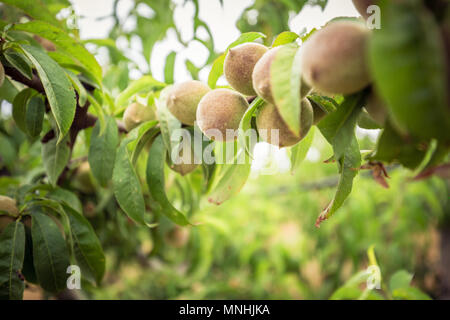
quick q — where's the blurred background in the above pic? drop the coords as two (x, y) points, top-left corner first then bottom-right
(1, 0), (449, 300)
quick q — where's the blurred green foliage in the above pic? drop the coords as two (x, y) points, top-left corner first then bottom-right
(91, 133), (448, 299)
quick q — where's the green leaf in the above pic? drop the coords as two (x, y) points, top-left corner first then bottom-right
(12, 88), (35, 133)
(272, 31), (299, 47)
(66, 70), (87, 107)
(87, 93), (106, 133)
(208, 32), (266, 88)
(316, 94), (364, 225)
(271, 44), (301, 136)
(392, 287), (432, 300)
(112, 136), (146, 225)
(369, 1), (450, 141)
(155, 86), (182, 154)
(20, 44), (76, 142)
(22, 227), (37, 284)
(308, 94), (340, 114)
(208, 54), (225, 89)
(0, 133), (16, 168)
(0, 220), (25, 300)
(46, 188), (83, 214)
(14, 21), (103, 85)
(227, 32), (266, 49)
(146, 135), (190, 226)
(164, 51), (176, 84)
(372, 120), (427, 170)
(129, 122), (160, 166)
(82, 38), (129, 64)
(1, 0), (63, 28)
(317, 136), (361, 226)
(290, 125), (315, 172)
(65, 206), (105, 285)
(358, 109), (383, 130)
(25, 95), (45, 137)
(4, 49), (33, 80)
(28, 198), (75, 264)
(207, 149), (251, 206)
(31, 211), (70, 293)
(88, 116), (119, 187)
(318, 93), (365, 161)
(0, 77), (20, 103)
(115, 75), (166, 111)
(238, 97), (264, 158)
(389, 270), (413, 292)
(186, 60), (200, 80)
(42, 135), (70, 186)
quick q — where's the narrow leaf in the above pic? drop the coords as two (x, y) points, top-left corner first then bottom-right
(42, 135), (70, 186)
(14, 21), (103, 85)
(88, 116), (119, 187)
(20, 44), (76, 142)
(271, 44), (302, 136)
(291, 126), (315, 172)
(238, 97), (264, 158)
(155, 86), (182, 154)
(0, 220), (25, 300)
(31, 211), (70, 293)
(65, 206), (105, 285)
(12, 88), (34, 133)
(115, 75), (165, 110)
(4, 49), (33, 80)
(112, 137), (146, 225)
(25, 95), (45, 137)
(164, 51), (176, 84)
(207, 150), (251, 206)
(146, 135), (190, 226)
(46, 188), (83, 214)
(272, 31), (299, 47)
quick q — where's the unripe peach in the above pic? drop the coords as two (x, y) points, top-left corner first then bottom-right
(0, 216), (14, 233)
(197, 88), (249, 142)
(301, 21), (371, 95)
(252, 46), (311, 104)
(0, 195), (19, 217)
(256, 99), (313, 148)
(167, 80), (211, 126)
(123, 102), (157, 131)
(224, 43), (268, 96)
(74, 161), (95, 193)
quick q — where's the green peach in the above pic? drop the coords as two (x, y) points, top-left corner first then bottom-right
(197, 89), (249, 142)
(301, 21), (371, 95)
(167, 80), (211, 126)
(224, 43), (268, 96)
(256, 98), (313, 148)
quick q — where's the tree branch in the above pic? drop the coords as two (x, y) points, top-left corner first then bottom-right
(4, 66), (44, 93)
